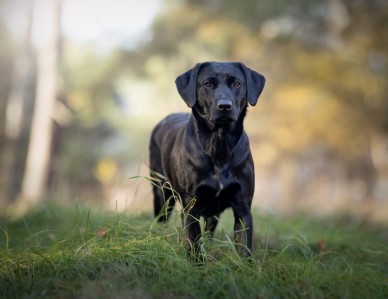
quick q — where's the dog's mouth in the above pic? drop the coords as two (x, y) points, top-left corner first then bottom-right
(207, 107), (239, 126)
(210, 116), (236, 125)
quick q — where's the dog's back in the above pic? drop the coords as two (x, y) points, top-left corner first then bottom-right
(149, 112), (190, 221)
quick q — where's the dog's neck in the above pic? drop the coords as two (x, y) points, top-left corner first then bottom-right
(190, 106), (247, 165)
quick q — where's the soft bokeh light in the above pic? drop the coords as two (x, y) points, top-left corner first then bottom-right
(1, 0), (162, 49)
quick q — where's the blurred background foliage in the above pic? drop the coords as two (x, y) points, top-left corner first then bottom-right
(0, 0), (387, 221)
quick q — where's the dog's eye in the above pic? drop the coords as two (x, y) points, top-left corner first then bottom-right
(204, 81), (212, 88)
(232, 81), (241, 88)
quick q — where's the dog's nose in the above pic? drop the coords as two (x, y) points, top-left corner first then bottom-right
(217, 100), (233, 111)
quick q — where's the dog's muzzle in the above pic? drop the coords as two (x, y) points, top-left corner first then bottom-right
(210, 103), (238, 125)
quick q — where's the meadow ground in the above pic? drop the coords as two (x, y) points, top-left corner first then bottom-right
(0, 202), (387, 298)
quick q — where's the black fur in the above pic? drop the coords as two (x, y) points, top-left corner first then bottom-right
(149, 62), (265, 260)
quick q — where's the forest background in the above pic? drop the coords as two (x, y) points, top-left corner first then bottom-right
(0, 0), (387, 222)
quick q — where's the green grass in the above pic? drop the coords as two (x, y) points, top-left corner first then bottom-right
(0, 202), (387, 299)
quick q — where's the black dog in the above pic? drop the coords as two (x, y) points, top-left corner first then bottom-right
(149, 62), (265, 260)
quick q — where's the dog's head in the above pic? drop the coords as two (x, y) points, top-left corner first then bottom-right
(175, 62), (265, 126)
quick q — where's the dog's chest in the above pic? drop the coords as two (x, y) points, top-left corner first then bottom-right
(193, 165), (240, 216)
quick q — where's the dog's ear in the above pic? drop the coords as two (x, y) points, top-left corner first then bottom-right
(175, 63), (202, 108)
(240, 63), (266, 106)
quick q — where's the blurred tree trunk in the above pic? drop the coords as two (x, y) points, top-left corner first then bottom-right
(20, 0), (62, 203)
(1, 0), (35, 203)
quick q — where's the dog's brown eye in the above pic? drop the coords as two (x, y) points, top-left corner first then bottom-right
(204, 81), (212, 88)
(232, 81), (241, 88)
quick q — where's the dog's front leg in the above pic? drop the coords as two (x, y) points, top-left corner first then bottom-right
(231, 202), (253, 258)
(183, 212), (203, 262)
